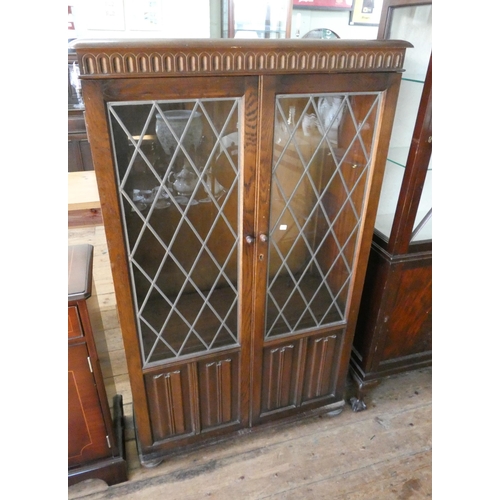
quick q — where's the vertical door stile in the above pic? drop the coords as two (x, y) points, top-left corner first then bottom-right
(82, 79), (156, 450)
(188, 362), (201, 435)
(337, 77), (402, 389)
(250, 75), (278, 423)
(239, 77), (261, 427)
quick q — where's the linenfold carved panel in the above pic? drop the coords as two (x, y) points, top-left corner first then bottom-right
(303, 334), (339, 401)
(146, 366), (193, 442)
(198, 357), (238, 430)
(261, 341), (301, 413)
(75, 40), (410, 78)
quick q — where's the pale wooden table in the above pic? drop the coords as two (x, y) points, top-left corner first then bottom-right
(68, 171), (102, 226)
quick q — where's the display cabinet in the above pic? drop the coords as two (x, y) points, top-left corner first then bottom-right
(349, 0), (432, 411)
(74, 38), (410, 465)
(68, 244), (127, 486)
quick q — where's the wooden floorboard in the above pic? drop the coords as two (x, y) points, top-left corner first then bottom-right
(68, 225), (431, 499)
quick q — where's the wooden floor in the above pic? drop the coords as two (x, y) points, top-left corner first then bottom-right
(68, 225), (432, 499)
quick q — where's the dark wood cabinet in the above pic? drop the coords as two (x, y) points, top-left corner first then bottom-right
(349, 0), (432, 411)
(69, 51), (94, 172)
(68, 244), (127, 486)
(68, 109), (94, 172)
(74, 38), (410, 465)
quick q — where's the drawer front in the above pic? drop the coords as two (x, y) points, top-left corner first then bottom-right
(68, 306), (83, 339)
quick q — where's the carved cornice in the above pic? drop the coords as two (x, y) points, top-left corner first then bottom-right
(73, 39), (412, 79)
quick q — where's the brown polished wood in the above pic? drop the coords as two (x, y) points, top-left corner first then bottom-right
(74, 38), (410, 466)
(349, 0), (432, 411)
(68, 244), (127, 486)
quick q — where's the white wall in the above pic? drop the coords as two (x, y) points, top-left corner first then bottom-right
(69, 1), (378, 41)
(70, 0), (211, 39)
(291, 9), (378, 40)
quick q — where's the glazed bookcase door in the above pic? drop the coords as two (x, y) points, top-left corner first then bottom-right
(252, 75), (391, 423)
(85, 76), (258, 454)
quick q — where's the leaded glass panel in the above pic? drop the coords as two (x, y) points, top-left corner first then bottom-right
(265, 92), (383, 338)
(108, 98), (241, 366)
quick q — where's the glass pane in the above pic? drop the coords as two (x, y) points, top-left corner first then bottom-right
(108, 98), (241, 366)
(265, 92), (383, 338)
(389, 5), (432, 82)
(230, 0), (290, 39)
(374, 4), (432, 240)
(411, 154), (432, 242)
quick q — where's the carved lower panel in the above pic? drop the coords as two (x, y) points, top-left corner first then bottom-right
(261, 342), (301, 413)
(302, 334), (339, 401)
(146, 365), (192, 442)
(198, 354), (239, 430)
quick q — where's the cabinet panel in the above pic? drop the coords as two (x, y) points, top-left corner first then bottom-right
(261, 341), (302, 414)
(380, 263), (432, 361)
(302, 333), (340, 402)
(145, 364), (194, 442)
(68, 343), (111, 467)
(198, 352), (240, 430)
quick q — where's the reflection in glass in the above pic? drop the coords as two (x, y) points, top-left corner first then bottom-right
(389, 5), (431, 81)
(266, 92), (383, 338)
(108, 99), (241, 366)
(226, 0), (290, 39)
(410, 154), (432, 242)
(69, 62), (84, 109)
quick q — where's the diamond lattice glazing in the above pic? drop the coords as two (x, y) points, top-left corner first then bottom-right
(108, 99), (241, 366)
(265, 93), (382, 337)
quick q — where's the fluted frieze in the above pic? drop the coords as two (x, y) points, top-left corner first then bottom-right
(74, 39), (411, 78)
